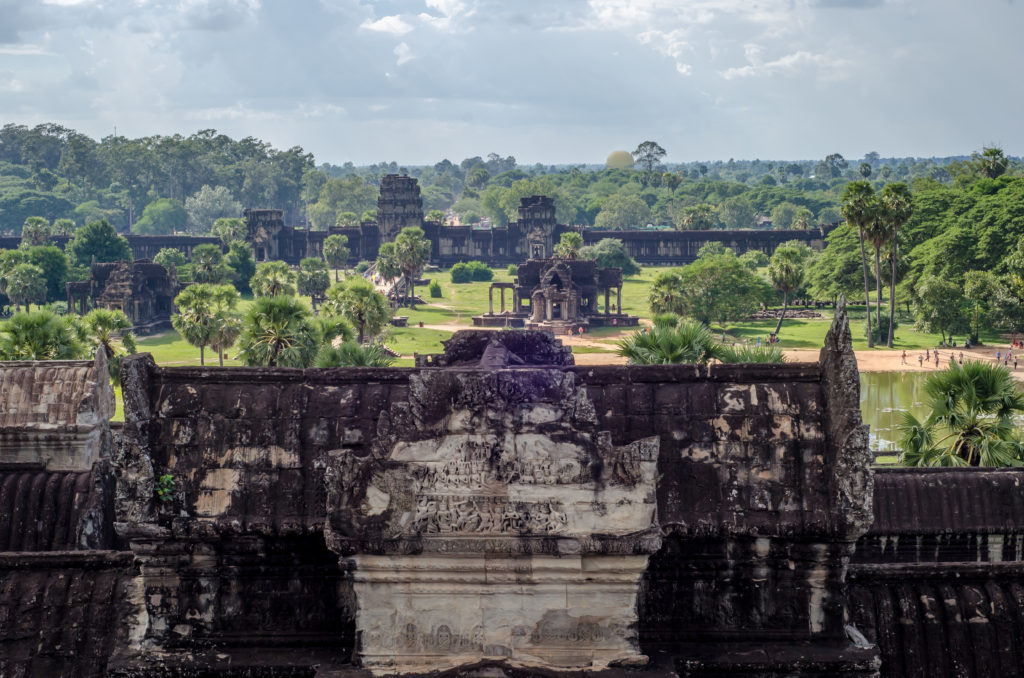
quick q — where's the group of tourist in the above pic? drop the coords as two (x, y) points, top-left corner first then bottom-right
(901, 346), (1019, 371)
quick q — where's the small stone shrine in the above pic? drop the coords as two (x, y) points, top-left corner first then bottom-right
(473, 258), (639, 330)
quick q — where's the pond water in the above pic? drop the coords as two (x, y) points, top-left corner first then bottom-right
(859, 371), (931, 454)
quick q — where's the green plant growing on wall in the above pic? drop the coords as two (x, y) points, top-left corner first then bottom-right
(155, 474), (175, 503)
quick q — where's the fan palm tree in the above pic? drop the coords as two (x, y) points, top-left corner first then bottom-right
(648, 271), (685, 315)
(82, 308), (133, 359)
(250, 261), (296, 297)
(769, 245), (806, 337)
(172, 284), (217, 365)
(862, 201), (891, 332)
(718, 343), (786, 364)
(236, 295), (322, 368)
(324, 277), (392, 343)
(323, 234), (350, 282)
(880, 182), (914, 347)
(315, 342), (395, 367)
(616, 318), (722, 365)
(899, 360), (1024, 467)
(0, 310), (86, 360)
(840, 181), (878, 347)
(191, 244), (233, 284)
(554, 232), (584, 259)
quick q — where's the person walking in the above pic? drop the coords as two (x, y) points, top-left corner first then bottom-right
(959, 352), (964, 365)
(901, 350), (907, 365)
(934, 352), (940, 368)
(918, 353), (924, 368)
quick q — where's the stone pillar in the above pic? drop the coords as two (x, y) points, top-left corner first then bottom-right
(605, 288), (610, 315)
(499, 288), (506, 313)
(488, 287), (494, 315)
(616, 286), (622, 314)
(545, 298), (552, 321)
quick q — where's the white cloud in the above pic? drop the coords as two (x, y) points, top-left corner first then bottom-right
(721, 50), (834, 79)
(0, 72), (23, 92)
(394, 41), (415, 65)
(0, 44), (51, 56)
(360, 15), (414, 35)
(419, 0), (474, 30)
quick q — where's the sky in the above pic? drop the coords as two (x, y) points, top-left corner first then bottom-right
(0, 0), (1021, 166)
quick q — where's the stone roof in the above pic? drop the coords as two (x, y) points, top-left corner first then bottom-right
(0, 347), (114, 470)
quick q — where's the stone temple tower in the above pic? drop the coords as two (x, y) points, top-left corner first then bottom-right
(377, 174), (424, 240)
(517, 195), (556, 258)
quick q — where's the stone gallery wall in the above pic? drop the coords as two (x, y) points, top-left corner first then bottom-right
(2, 320), (1024, 676)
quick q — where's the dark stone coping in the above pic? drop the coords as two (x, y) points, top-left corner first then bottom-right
(848, 561), (1024, 580)
(0, 549), (133, 568)
(147, 362), (822, 385)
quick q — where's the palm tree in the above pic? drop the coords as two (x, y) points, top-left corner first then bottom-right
(0, 310), (86, 360)
(880, 182), (914, 348)
(718, 343), (785, 364)
(769, 245), (805, 336)
(616, 318), (721, 365)
(315, 342), (395, 367)
(82, 308), (133, 359)
(323, 234), (350, 282)
(211, 217), (247, 247)
(899, 360), (1024, 467)
(236, 295), (322, 368)
(172, 284), (217, 365)
(20, 217), (51, 247)
(206, 285), (241, 367)
(554, 232), (584, 259)
(191, 244), (232, 284)
(394, 227), (431, 306)
(862, 201), (890, 332)
(4, 263), (47, 312)
(250, 261), (296, 297)
(648, 271), (685, 315)
(840, 181), (877, 347)
(323, 277), (391, 343)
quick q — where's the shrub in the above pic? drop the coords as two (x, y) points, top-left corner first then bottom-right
(450, 262), (470, 283)
(355, 261), (371, 274)
(466, 260), (493, 281)
(508, 264), (518, 276)
(428, 280), (442, 298)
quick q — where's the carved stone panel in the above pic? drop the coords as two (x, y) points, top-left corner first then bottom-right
(326, 367), (660, 674)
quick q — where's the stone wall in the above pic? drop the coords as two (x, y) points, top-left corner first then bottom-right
(3, 322), (1024, 676)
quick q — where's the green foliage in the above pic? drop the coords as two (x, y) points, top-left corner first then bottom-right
(191, 243), (234, 284)
(450, 261), (493, 283)
(297, 257), (331, 298)
(717, 195), (755, 229)
(315, 342), (396, 368)
(21, 216), (50, 247)
(864, 314), (898, 345)
(674, 204), (717, 230)
(649, 253), (772, 326)
(133, 198), (187, 235)
(428, 279), (442, 298)
(4, 263), (46, 311)
(250, 260), (296, 297)
(718, 343), (786, 364)
(552, 232), (583, 259)
(0, 310), (86, 360)
(507, 264), (518, 276)
(155, 474), (175, 503)
(237, 295), (322, 368)
(225, 241), (255, 295)
(82, 308), (135, 383)
(154, 248), (187, 272)
(322, 277), (391, 343)
(913, 274), (965, 344)
(211, 217), (246, 246)
(354, 261), (371, 274)
(738, 250), (768, 270)
(185, 185), (241, 233)
(20, 246), (69, 302)
(617, 318), (720, 365)
(579, 237), (640, 276)
(594, 194), (651, 229)
(899, 360), (1024, 467)
(323, 234), (350, 280)
(66, 219), (131, 267)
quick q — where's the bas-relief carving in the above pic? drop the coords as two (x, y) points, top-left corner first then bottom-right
(329, 368), (660, 674)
